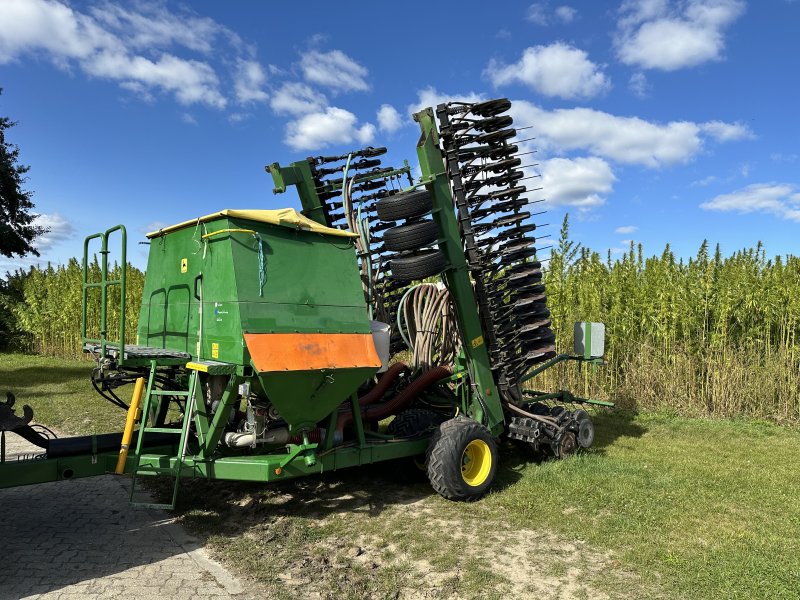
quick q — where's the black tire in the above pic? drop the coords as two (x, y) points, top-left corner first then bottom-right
(470, 98), (511, 118)
(576, 418), (595, 448)
(387, 409), (448, 482)
(426, 417), (498, 501)
(376, 189), (433, 222)
(390, 250), (448, 281)
(383, 220), (439, 252)
(388, 408), (447, 437)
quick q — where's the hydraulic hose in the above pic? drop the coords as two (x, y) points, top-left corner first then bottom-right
(356, 363), (408, 408)
(8, 425), (50, 449)
(337, 365), (451, 432)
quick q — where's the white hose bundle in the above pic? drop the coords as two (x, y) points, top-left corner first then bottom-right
(398, 282), (460, 371)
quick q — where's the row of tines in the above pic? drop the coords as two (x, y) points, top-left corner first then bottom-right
(307, 146), (414, 353)
(438, 98), (556, 385)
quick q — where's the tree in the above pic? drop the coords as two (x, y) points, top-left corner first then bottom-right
(0, 89), (46, 258)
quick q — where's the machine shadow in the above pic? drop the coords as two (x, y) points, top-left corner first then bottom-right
(0, 475), (221, 597)
(163, 460), (435, 525)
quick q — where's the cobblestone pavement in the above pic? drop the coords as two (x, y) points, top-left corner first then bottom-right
(0, 434), (249, 600)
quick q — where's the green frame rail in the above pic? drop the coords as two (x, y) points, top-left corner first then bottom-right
(413, 108), (505, 435)
(81, 225), (127, 362)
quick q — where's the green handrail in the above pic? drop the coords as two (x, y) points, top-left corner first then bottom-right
(82, 225), (127, 362)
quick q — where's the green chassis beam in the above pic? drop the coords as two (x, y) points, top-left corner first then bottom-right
(0, 437), (431, 490)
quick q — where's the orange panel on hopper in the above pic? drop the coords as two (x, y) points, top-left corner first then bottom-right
(244, 333), (381, 372)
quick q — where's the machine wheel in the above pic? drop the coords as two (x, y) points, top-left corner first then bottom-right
(383, 220), (439, 252)
(574, 411), (595, 449)
(426, 417), (498, 501)
(388, 409), (448, 481)
(388, 408), (446, 437)
(390, 250), (447, 281)
(376, 189), (433, 222)
(554, 431), (578, 459)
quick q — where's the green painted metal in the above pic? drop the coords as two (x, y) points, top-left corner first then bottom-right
(267, 160), (327, 224)
(259, 367), (376, 432)
(268, 159), (413, 227)
(139, 217), (371, 359)
(136, 214), (376, 430)
(129, 366), (201, 509)
(0, 432), (431, 490)
(82, 225), (127, 361)
(413, 108), (505, 435)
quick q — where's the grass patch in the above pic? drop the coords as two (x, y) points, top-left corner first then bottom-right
(0, 352), (124, 435)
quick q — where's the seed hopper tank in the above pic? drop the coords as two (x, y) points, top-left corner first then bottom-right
(1, 99), (612, 506)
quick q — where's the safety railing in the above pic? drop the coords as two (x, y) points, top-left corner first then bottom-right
(81, 225), (127, 361)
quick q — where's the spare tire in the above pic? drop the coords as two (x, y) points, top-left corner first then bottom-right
(390, 250), (448, 281)
(383, 220), (439, 252)
(376, 189), (433, 222)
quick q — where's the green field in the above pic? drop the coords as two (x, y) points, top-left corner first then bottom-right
(2, 352), (798, 599)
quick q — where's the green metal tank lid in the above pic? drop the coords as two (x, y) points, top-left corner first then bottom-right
(145, 208), (357, 239)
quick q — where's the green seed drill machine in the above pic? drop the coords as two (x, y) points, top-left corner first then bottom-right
(0, 99), (610, 505)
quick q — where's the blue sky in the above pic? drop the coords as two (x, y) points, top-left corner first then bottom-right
(0, 0), (797, 272)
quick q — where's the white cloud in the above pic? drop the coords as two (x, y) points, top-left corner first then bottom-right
(284, 107), (375, 151)
(539, 157), (616, 209)
(701, 183), (800, 221)
(88, 1), (235, 54)
(234, 59), (268, 104)
(300, 49), (369, 92)
(628, 72), (650, 98)
(526, 3), (550, 25)
(377, 104), (403, 133)
(692, 175), (718, 187)
(555, 6), (577, 22)
(84, 50), (226, 108)
(0, 0), (268, 109)
(181, 112), (198, 125)
(700, 120), (754, 142)
(615, 225), (638, 234)
(486, 43), (610, 100)
(526, 3), (578, 25)
(33, 212), (75, 252)
(408, 87), (485, 115)
(616, 0), (745, 71)
(270, 82), (327, 116)
(228, 112), (250, 123)
(511, 101), (749, 168)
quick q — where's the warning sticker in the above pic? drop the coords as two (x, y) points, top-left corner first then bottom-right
(211, 342), (219, 359)
(471, 336), (484, 348)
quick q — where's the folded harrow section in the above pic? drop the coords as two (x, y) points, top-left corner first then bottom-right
(436, 99), (556, 396)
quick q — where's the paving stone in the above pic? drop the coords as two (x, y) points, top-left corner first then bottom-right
(1, 435), (250, 600)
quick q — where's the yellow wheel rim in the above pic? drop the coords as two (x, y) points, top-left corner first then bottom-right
(461, 439), (492, 487)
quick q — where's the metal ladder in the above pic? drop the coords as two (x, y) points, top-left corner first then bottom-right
(128, 363), (201, 510)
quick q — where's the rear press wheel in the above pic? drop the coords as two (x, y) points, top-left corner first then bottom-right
(383, 219), (439, 252)
(426, 417), (498, 501)
(376, 189), (433, 222)
(390, 250), (448, 281)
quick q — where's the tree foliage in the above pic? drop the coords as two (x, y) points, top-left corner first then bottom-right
(0, 88), (46, 258)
